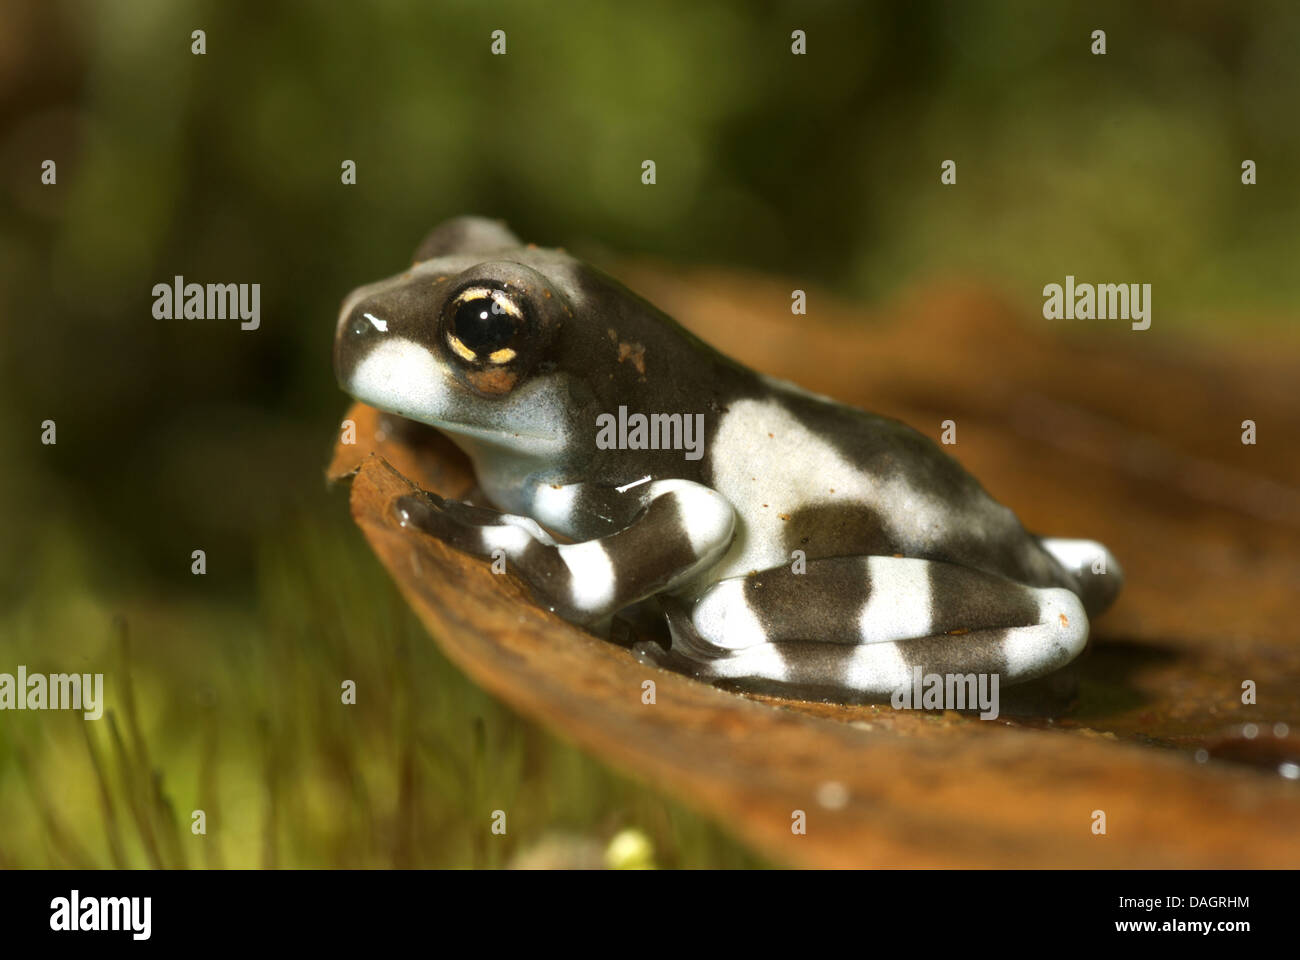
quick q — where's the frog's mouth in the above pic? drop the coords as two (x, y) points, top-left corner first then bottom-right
(428, 417), (567, 458)
(344, 337), (572, 459)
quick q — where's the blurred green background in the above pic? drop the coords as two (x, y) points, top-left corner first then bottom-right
(0, 0), (1296, 867)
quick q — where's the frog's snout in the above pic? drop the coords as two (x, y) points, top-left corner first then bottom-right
(334, 294), (389, 390)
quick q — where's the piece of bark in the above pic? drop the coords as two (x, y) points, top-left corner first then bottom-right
(330, 270), (1300, 868)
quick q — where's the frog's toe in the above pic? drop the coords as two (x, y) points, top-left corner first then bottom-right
(392, 492), (556, 556)
(1004, 587), (1089, 679)
(1038, 537), (1123, 616)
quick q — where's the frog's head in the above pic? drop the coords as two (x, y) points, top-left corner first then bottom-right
(335, 216), (734, 474)
(334, 217), (585, 462)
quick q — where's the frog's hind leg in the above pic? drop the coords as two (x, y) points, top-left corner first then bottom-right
(660, 556), (1088, 699)
(1037, 537), (1123, 616)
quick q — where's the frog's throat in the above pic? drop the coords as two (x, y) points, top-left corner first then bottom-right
(436, 421), (569, 467)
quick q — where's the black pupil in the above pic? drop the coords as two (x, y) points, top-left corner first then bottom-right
(451, 296), (517, 355)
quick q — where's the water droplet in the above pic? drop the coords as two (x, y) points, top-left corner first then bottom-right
(816, 780), (849, 810)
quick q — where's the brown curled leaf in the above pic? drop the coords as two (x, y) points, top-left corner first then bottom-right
(327, 271), (1300, 867)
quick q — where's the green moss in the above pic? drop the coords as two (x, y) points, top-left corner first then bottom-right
(0, 509), (768, 869)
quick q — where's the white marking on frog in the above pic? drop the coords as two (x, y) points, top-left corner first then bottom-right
(560, 540), (616, 613)
(706, 397), (953, 582)
(349, 338), (451, 424)
(858, 558), (933, 643)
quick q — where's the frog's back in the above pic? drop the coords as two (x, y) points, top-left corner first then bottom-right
(699, 380), (1069, 590)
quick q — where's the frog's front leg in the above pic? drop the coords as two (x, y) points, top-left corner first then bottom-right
(393, 480), (735, 625)
(662, 556), (1088, 697)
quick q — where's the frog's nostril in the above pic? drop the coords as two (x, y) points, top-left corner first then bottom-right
(335, 302), (396, 390)
(360, 310), (389, 334)
(347, 308), (389, 338)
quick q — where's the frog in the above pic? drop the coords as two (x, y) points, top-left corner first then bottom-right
(334, 216), (1122, 700)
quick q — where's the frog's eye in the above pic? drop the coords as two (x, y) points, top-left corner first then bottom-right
(438, 284), (546, 396)
(443, 287), (526, 366)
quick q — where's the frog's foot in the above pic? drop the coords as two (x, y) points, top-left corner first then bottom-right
(393, 479), (734, 625)
(393, 488), (573, 601)
(662, 556), (1088, 699)
(1037, 537), (1123, 617)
